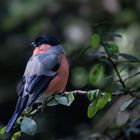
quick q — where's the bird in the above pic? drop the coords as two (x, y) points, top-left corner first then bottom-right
(5, 35), (69, 133)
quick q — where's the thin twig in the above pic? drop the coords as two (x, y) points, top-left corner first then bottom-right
(108, 57), (126, 88)
(20, 87), (140, 121)
(66, 90), (115, 96)
(117, 60), (140, 63)
(124, 71), (140, 82)
(119, 65), (128, 73)
(102, 43), (126, 88)
(65, 87), (140, 97)
(65, 90), (88, 95)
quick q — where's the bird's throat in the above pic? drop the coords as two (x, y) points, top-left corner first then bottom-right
(33, 44), (52, 55)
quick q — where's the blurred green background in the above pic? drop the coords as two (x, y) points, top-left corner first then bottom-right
(0, 0), (140, 140)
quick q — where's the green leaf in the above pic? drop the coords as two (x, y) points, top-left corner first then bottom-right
(11, 131), (21, 140)
(96, 92), (112, 109)
(0, 127), (5, 137)
(47, 93), (74, 107)
(90, 34), (100, 48)
(47, 99), (59, 106)
(87, 101), (98, 118)
(87, 92), (112, 119)
(20, 117), (37, 136)
(66, 92), (75, 106)
(55, 94), (69, 106)
(87, 91), (95, 101)
(106, 42), (119, 59)
(89, 64), (104, 86)
(87, 90), (100, 101)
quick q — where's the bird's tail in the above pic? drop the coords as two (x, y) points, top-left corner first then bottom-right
(5, 95), (29, 133)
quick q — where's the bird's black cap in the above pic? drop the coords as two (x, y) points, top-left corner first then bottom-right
(31, 35), (59, 47)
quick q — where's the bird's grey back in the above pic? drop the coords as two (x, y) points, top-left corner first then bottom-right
(24, 45), (64, 77)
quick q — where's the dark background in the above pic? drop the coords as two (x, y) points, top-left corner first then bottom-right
(0, 0), (140, 140)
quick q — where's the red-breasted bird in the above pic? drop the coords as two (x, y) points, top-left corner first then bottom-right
(5, 35), (69, 133)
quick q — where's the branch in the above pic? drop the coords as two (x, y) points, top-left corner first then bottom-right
(65, 88), (140, 97)
(101, 43), (126, 89)
(65, 90), (88, 95)
(109, 58), (126, 88)
(64, 90), (121, 96)
(9, 88), (140, 138)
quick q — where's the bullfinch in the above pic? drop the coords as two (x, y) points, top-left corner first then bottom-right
(5, 35), (69, 133)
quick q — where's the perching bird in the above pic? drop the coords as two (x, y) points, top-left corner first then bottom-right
(5, 35), (69, 133)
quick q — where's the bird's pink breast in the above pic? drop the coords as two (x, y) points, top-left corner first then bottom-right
(46, 54), (69, 95)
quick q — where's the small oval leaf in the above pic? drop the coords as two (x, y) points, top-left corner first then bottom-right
(89, 64), (105, 86)
(106, 43), (119, 59)
(55, 95), (69, 106)
(67, 93), (75, 106)
(87, 90), (100, 101)
(96, 92), (112, 109)
(20, 117), (37, 136)
(11, 131), (21, 140)
(87, 101), (98, 118)
(90, 34), (100, 48)
(47, 99), (59, 106)
(0, 127), (6, 138)
(87, 91), (95, 101)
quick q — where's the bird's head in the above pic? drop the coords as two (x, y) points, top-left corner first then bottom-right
(31, 35), (60, 55)
(31, 35), (59, 48)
